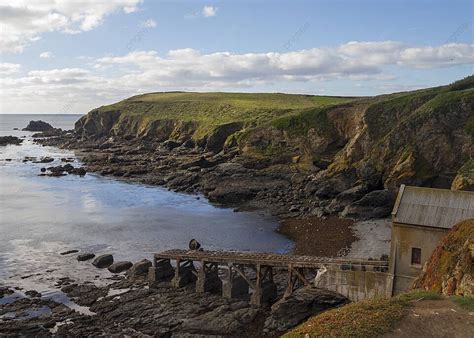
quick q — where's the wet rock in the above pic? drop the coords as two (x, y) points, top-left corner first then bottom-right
(23, 120), (54, 132)
(77, 253), (95, 261)
(32, 129), (63, 137)
(127, 259), (152, 277)
(108, 261), (133, 273)
(0, 136), (23, 146)
(0, 286), (14, 297)
(35, 156), (54, 163)
(61, 283), (107, 306)
(60, 250), (79, 255)
(92, 254), (114, 268)
(264, 288), (347, 333)
(70, 167), (86, 176)
(25, 290), (42, 298)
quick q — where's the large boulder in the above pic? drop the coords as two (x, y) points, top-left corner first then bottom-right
(92, 254), (114, 268)
(264, 288), (347, 333)
(340, 189), (395, 220)
(127, 259), (152, 277)
(23, 120), (54, 132)
(108, 261), (133, 273)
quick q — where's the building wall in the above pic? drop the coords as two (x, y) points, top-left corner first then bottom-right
(316, 268), (393, 302)
(389, 222), (448, 294)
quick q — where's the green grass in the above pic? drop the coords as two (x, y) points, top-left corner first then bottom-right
(96, 92), (355, 139)
(285, 290), (444, 337)
(450, 295), (474, 311)
(397, 289), (442, 302)
(465, 115), (474, 137)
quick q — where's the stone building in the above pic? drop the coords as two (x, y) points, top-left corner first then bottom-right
(389, 184), (474, 294)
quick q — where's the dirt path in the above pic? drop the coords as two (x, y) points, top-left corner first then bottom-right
(386, 299), (474, 337)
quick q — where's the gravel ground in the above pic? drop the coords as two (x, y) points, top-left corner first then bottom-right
(347, 218), (392, 260)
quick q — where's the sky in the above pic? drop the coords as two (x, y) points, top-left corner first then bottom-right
(0, 0), (473, 114)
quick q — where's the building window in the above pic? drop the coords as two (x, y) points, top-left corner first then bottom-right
(411, 247), (421, 265)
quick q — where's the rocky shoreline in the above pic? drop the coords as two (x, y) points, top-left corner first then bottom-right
(1, 254), (347, 336)
(36, 132), (394, 222)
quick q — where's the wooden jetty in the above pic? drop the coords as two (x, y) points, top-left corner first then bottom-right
(150, 249), (390, 305)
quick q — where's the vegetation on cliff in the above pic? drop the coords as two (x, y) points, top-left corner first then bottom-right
(413, 218), (474, 296)
(284, 290), (441, 337)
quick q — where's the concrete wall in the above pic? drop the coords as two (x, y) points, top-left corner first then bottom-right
(389, 222), (448, 294)
(316, 268), (393, 302)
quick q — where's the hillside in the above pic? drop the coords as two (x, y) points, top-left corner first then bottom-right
(65, 76), (474, 220)
(413, 218), (474, 296)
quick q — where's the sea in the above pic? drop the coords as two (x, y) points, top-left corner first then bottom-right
(0, 114), (292, 300)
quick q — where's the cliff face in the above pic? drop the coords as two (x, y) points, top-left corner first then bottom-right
(413, 219), (474, 296)
(71, 77), (474, 218)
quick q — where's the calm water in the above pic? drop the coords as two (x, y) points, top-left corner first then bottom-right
(0, 114), (292, 293)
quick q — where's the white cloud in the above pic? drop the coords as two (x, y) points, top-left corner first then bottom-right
(0, 63), (21, 75)
(202, 6), (218, 17)
(0, 0), (143, 53)
(399, 43), (474, 68)
(140, 19), (157, 28)
(40, 51), (54, 59)
(1, 41), (472, 113)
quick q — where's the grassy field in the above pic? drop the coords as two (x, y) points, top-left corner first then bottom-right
(95, 92), (355, 137)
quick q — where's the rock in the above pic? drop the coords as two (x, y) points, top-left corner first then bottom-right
(163, 139), (181, 150)
(208, 185), (258, 204)
(340, 189), (395, 220)
(23, 120), (54, 132)
(181, 303), (260, 335)
(264, 288), (347, 333)
(0, 286), (14, 297)
(35, 156), (54, 163)
(181, 139), (195, 148)
(189, 239), (201, 250)
(92, 254), (114, 268)
(70, 167), (86, 176)
(0, 136), (23, 146)
(32, 129), (63, 137)
(289, 205), (300, 212)
(127, 259), (152, 277)
(60, 250), (79, 255)
(25, 290), (42, 298)
(77, 253), (95, 261)
(108, 261), (133, 273)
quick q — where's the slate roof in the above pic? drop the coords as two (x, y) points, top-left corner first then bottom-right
(392, 184), (474, 229)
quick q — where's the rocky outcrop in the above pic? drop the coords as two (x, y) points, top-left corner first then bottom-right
(264, 288), (347, 333)
(0, 136), (23, 146)
(413, 219), (474, 296)
(23, 120), (54, 131)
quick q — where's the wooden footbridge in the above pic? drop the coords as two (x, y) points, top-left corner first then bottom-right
(149, 249), (391, 304)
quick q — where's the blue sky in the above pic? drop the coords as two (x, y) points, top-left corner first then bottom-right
(0, 0), (472, 114)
